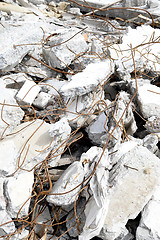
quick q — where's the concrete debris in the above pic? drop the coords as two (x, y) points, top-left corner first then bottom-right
(0, 80), (24, 138)
(60, 59), (114, 98)
(102, 145), (160, 239)
(79, 147), (110, 240)
(1, 1), (160, 239)
(145, 116), (160, 133)
(109, 25), (160, 76)
(136, 184), (160, 240)
(47, 161), (84, 206)
(4, 171), (34, 218)
(16, 79), (41, 106)
(87, 91), (137, 146)
(0, 22), (46, 71)
(137, 83), (160, 119)
(33, 91), (52, 109)
(43, 29), (88, 69)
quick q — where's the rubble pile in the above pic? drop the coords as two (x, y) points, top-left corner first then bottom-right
(0, 0), (160, 239)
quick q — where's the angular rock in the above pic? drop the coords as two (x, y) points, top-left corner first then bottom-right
(0, 21), (46, 71)
(33, 92), (52, 109)
(79, 146), (110, 240)
(102, 145), (160, 239)
(87, 91), (137, 147)
(0, 118), (71, 174)
(47, 161), (84, 206)
(43, 29), (88, 69)
(63, 90), (105, 128)
(145, 116), (160, 133)
(0, 210), (16, 237)
(109, 26), (160, 76)
(0, 81), (24, 138)
(16, 79), (41, 106)
(136, 184), (160, 240)
(60, 59), (114, 98)
(4, 171), (34, 218)
(137, 83), (160, 119)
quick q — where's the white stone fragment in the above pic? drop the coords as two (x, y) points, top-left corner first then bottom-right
(2, 118), (71, 171)
(136, 184), (160, 240)
(0, 81), (24, 138)
(79, 147), (110, 240)
(87, 91), (137, 146)
(43, 29), (88, 69)
(47, 161), (84, 206)
(0, 22), (46, 71)
(145, 116), (160, 133)
(4, 170), (34, 218)
(63, 90), (105, 128)
(102, 145), (160, 239)
(137, 83), (160, 119)
(60, 59), (114, 97)
(109, 25), (160, 75)
(0, 210), (16, 237)
(33, 92), (51, 109)
(16, 80), (41, 105)
(0, 140), (18, 177)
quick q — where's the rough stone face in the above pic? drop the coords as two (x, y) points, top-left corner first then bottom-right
(0, 21), (46, 71)
(33, 92), (52, 109)
(0, 118), (71, 173)
(16, 79), (41, 106)
(43, 29), (88, 69)
(0, 81), (24, 138)
(102, 145), (160, 239)
(4, 171), (34, 218)
(109, 26), (160, 75)
(47, 161), (84, 206)
(136, 185), (160, 240)
(60, 59), (114, 98)
(137, 83), (160, 119)
(87, 91), (137, 147)
(79, 147), (110, 240)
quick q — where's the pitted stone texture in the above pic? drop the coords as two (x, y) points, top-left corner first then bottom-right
(102, 145), (160, 239)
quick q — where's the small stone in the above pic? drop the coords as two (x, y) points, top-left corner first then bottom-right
(16, 79), (41, 106)
(47, 161), (84, 206)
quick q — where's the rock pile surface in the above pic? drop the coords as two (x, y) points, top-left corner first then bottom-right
(0, 0), (160, 240)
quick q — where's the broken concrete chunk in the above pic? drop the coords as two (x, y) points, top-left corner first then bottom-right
(60, 59), (114, 98)
(0, 210), (16, 237)
(47, 161), (84, 206)
(109, 26), (160, 75)
(79, 147), (110, 240)
(0, 81), (24, 138)
(43, 29), (88, 69)
(63, 90), (105, 128)
(0, 22), (46, 71)
(4, 171), (34, 218)
(137, 83), (160, 119)
(87, 91), (137, 147)
(16, 79), (41, 106)
(33, 91), (51, 109)
(0, 140), (18, 177)
(103, 145), (160, 239)
(2, 118), (71, 171)
(145, 116), (160, 133)
(136, 184), (160, 240)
